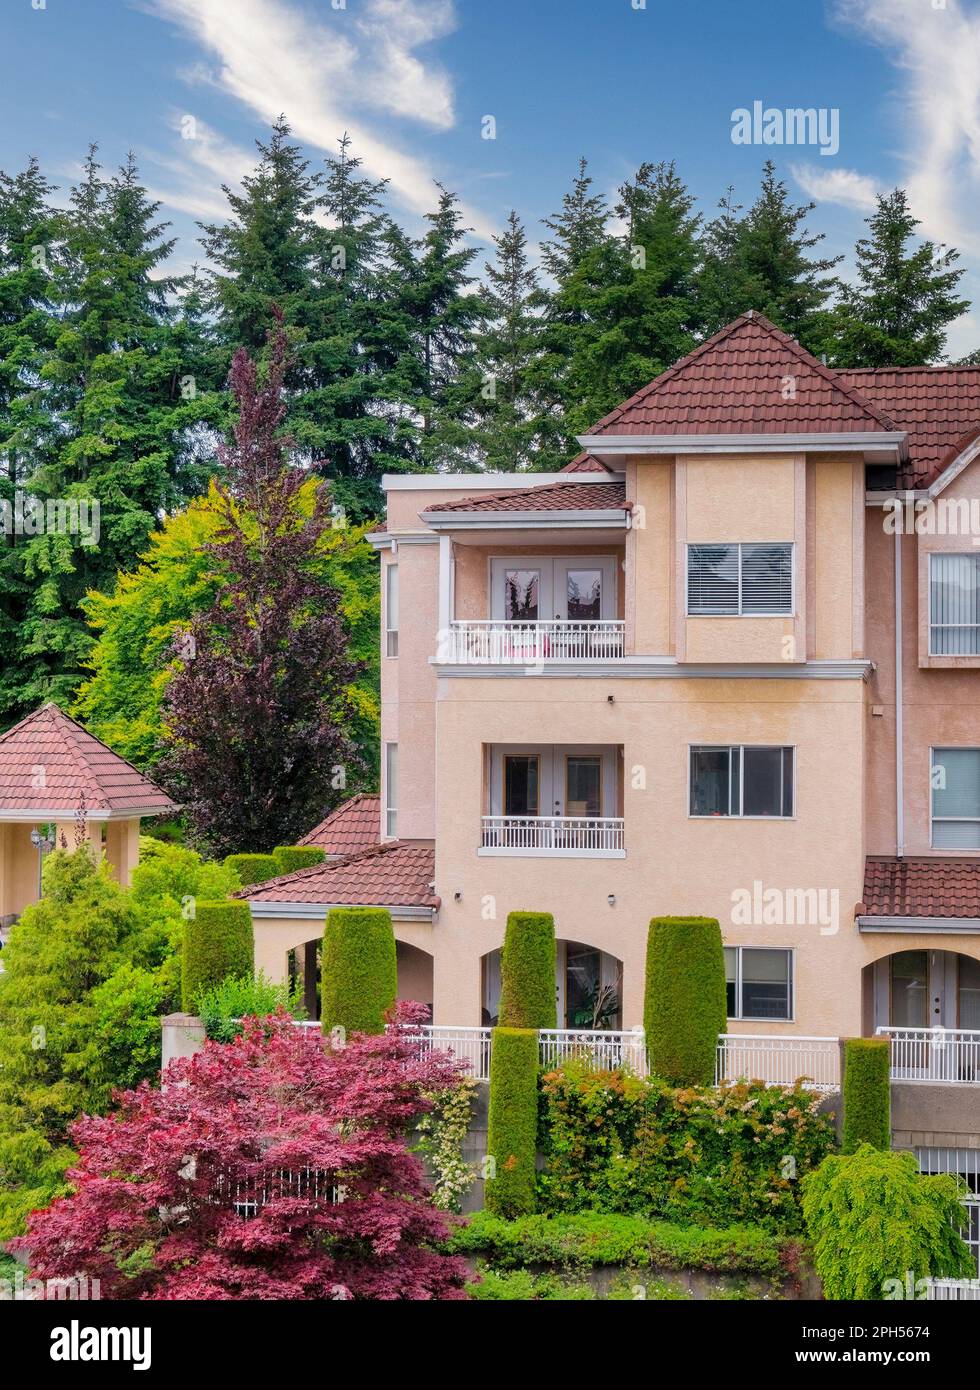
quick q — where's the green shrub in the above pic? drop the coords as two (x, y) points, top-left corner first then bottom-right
(497, 911), (557, 1029)
(537, 1063), (836, 1231)
(223, 853), (280, 887)
(181, 901), (254, 1012)
(197, 971), (306, 1042)
(320, 907), (396, 1036)
(802, 1145), (974, 1299)
(450, 1211), (784, 1276)
(644, 916), (726, 1085)
(272, 846), (326, 876)
(485, 1028), (539, 1218)
(842, 1038), (890, 1153)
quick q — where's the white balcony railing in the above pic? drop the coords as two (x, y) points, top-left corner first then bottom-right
(399, 1024), (493, 1081)
(539, 1027), (647, 1075)
(715, 1034), (841, 1091)
(480, 814), (625, 856)
(877, 1026), (980, 1083)
(441, 619), (625, 665)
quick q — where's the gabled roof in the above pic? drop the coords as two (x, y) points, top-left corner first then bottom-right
(560, 453), (616, 473)
(0, 704), (175, 817)
(837, 367), (980, 491)
(584, 312), (898, 438)
(861, 856), (980, 919)
(240, 840), (438, 910)
(422, 479), (626, 515)
(299, 793), (381, 856)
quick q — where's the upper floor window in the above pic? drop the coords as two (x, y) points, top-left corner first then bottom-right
(687, 542), (793, 616)
(932, 747), (980, 848)
(690, 745), (794, 818)
(385, 563), (399, 657)
(725, 946), (793, 1021)
(385, 742), (398, 838)
(930, 553), (980, 654)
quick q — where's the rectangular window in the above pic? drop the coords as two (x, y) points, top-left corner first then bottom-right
(690, 745), (794, 818)
(725, 946), (793, 1021)
(384, 743), (398, 838)
(385, 563), (399, 657)
(932, 747), (980, 848)
(687, 542), (793, 616)
(565, 755), (602, 816)
(930, 553), (980, 654)
(504, 569), (540, 621)
(504, 755), (539, 817)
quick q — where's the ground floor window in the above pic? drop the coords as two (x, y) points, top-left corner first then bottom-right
(724, 946), (793, 1021)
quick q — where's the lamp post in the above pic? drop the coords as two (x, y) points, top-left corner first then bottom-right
(30, 827), (56, 898)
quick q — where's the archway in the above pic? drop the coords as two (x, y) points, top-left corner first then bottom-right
(863, 948), (980, 1034)
(288, 938), (434, 1022)
(480, 940), (623, 1029)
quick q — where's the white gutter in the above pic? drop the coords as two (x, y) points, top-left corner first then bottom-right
(895, 526), (905, 858)
(247, 901), (435, 921)
(422, 510), (628, 530)
(857, 916), (980, 933)
(576, 431), (907, 457)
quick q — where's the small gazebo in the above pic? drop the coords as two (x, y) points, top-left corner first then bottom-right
(0, 703), (176, 924)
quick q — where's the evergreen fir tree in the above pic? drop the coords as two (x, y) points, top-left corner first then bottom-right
(828, 189), (968, 367)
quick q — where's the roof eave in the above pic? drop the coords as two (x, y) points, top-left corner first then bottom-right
(422, 509), (629, 530)
(857, 914), (980, 933)
(247, 901), (436, 921)
(0, 805), (175, 822)
(577, 431), (908, 458)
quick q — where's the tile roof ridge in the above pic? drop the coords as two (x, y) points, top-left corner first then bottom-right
(423, 477), (621, 513)
(237, 838), (415, 897)
(9, 703), (109, 810)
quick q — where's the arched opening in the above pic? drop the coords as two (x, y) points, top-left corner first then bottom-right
(480, 940), (623, 1029)
(287, 937), (434, 1022)
(863, 948), (980, 1035)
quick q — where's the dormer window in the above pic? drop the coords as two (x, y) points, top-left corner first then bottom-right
(687, 542), (793, 616)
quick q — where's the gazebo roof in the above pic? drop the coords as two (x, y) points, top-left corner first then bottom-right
(0, 704), (176, 819)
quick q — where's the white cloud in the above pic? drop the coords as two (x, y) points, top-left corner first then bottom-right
(834, 0), (980, 254)
(143, 116), (255, 221)
(790, 162), (882, 212)
(142, 0), (495, 235)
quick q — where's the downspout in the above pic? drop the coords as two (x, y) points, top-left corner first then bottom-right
(894, 525), (904, 858)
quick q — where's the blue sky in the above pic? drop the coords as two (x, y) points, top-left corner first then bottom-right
(4, 0), (980, 353)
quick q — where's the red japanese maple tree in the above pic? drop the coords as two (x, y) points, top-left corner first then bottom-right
(15, 1006), (469, 1300)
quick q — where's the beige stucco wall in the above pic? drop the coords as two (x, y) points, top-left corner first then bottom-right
(252, 911), (435, 989)
(428, 673), (869, 1035)
(381, 544), (439, 841)
(626, 457), (673, 655)
(0, 816), (142, 919)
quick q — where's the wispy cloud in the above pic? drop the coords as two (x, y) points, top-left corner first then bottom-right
(143, 115), (255, 221)
(834, 0), (980, 254)
(791, 162), (882, 212)
(142, 0), (495, 235)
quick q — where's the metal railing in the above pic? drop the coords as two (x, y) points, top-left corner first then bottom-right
(441, 619), (626, 664)
(877, 1026), (980, 1083)
(715, 1034), (841, 1091)
(916, 1148), (980, 1277)
(928, 1277), (980, 1300)
(480, 814), (625, 854)
(399, 1024), (493, 1081)
(539, 1027), (647, 1075)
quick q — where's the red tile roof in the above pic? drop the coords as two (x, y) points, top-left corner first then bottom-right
(586, 313), (897, 438)
(862, 857), (980, 918)
(423, 479), (626, 515)
(240, 840), (438, 909)
(299, 794), (381, 856)
(560, 453), (616, 473)
(0, 704), (175, 816)
(837, 367), (980, 490)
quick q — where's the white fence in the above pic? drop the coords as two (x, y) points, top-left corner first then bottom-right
(480, 814), (625, 855)
(539, 1028), (648, 1076)
(916, 1147), (980, 1278)
(928, 1277), (980, 1300)
(715, 1034), (841, 1091)
(877, 1026), (980, 1083)
(442, 619), (626, 664)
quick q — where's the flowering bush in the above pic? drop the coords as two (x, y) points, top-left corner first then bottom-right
(416, 1075), (478, 1212)
(538, 1063), (836, 1231)
(15, 1005), (470, 1300)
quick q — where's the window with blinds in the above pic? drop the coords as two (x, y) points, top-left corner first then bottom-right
(930, 553), (980, 654)
(932, 747), (980, 848)
(687, 542), (792, 615)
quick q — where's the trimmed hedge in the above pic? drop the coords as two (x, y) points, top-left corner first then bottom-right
(498, 911), (557, 1030)
(272, 845), (326, 875)
(320, 907), (397, 1037)
(485, 1027), (539, 1218)
(644, 916), (727, 1085)
(449, 1211), (785, 1276)
(842, 1038), (891, 1153)
(224, 853), (280, 887)
(181, 901), (254, 1012)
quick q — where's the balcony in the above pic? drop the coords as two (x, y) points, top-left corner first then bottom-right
(441, 619), (625, 665)
(480, 814), (625, 858)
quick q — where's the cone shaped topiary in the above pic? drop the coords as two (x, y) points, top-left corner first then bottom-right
(321, 907), (397, 1037)
(644, 916), (727, 1085)
(498, 911), (557, 1030)
(181, 901), (255, 1012)
(485, 1027), (539, 1217)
